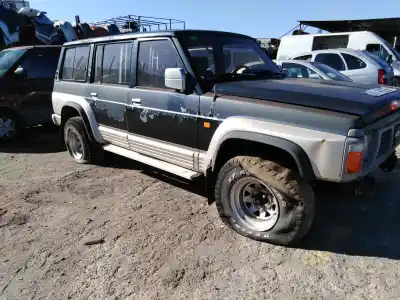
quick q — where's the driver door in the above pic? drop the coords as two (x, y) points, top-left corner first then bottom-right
(126, 38), (201, 170)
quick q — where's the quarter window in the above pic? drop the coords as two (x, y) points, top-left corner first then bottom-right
(61, 46), (90, 81)
(101, 42), (132, 85)
(315, 53), (345, 71)
(137, 40), (184, 88)
(293, 55), (312, 61)
(341, 53), (366, 70)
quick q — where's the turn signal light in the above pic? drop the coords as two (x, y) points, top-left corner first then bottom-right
(346, 143), (364, 174)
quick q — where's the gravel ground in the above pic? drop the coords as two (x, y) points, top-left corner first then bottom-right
(1, 127), (400, 300)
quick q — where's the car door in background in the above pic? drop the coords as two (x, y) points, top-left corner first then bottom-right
(314, 53), (346, 75)
(15, 47), (61, 125)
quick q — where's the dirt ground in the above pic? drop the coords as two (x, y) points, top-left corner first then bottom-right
(1, 127), (400, 300)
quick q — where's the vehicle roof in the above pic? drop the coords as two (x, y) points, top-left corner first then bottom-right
(4, 45), (62, 51)
(289, 48), (371, 58)
(280, 30), (377, 39)
(64, 29), (253, 46)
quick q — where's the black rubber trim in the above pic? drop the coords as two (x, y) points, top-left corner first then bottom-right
(63, 101), (96, 142)
(218, 131), (316, 180)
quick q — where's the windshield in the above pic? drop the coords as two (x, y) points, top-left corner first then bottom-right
(383, 40), (400, 61)
(311, 62), (353, 82)
(0, 49), (25, 77)
(178, 33), (281, 85)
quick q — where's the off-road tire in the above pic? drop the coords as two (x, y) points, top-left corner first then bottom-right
(64, 117), (94, 164)
(215, 156), (315, 246)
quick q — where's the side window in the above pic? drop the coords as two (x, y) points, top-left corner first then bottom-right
(293, 55), (312, 61)
(341, 53), (367, 70)
(93, 45), (103, 83)
(61, 46), (90, 81)
(137, 39), (184, 88)
(315, 53), (345, 71)
(20, 50), (60, 79)
(281, 62), (313, 79)
(366, 44), (390, 61)
(312, 35), (349, 51)
(102, 42), (132, 85)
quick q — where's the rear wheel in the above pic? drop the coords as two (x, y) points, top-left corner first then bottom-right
(215, 156), (315, 246)
(64, 117), (94, 164)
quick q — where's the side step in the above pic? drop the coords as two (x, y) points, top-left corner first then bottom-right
(103, 144), (202, 180)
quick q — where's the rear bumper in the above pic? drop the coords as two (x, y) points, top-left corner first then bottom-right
(51, 114), (61, 126)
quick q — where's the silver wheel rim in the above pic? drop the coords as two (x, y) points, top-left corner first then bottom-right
(230, 177), (279, 232)
(66, 129), (84, 160)
(0, 117), (16, 139)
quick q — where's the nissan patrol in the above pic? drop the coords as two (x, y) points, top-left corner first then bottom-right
(51, 30), (400, 246)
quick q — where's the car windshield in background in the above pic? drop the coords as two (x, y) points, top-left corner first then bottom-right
(311, 62), (353, 82)
(383, 40), (400, 61)
(0, 49), (25, 77)
(178, 33), (281, 80)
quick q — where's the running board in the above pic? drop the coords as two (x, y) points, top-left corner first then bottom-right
(103, 144), (202, 180)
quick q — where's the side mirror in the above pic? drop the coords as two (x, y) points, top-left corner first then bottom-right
(14, 67), (26, 78)
(387, 55), (393, 65)
(165, 68), (186, 92)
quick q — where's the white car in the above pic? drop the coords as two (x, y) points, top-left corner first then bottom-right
(274, 59), (353, 82)
(288, 48), (394, 85)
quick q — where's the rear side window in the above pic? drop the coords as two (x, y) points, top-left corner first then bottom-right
(293, 55), (312, 61)
(20, 49), (60, 79)
(137, 39), (184, 88)
(315, 53), (345, 71)
(61, 46), (90, 81)
(341, 53), (366, 70)
(101, 42), (132, 85)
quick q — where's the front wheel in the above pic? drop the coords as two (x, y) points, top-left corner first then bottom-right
(215, 156), (315, 246)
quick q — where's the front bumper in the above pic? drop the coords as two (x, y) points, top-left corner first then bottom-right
(51, 114), (61, 126)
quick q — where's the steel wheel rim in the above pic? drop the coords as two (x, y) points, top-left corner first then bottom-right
(230, 177), (279, 232)
(66, 129), (84, 160)
(0, 117), (16, 139)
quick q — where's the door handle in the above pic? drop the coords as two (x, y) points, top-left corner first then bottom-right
(131, 98), (141, 105)
(91, 92), (98, 97)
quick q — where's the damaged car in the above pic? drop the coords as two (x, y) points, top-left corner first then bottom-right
(51, 30), (400, 246)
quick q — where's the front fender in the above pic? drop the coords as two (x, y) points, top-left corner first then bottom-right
(204, 117), (347, 181)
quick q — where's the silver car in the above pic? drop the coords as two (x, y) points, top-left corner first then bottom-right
(288, 48), (394, 85)
(275, 59), (353, 82)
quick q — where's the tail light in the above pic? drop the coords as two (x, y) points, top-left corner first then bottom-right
(346, 142), (365, 174)
(378, 69), (387, 85)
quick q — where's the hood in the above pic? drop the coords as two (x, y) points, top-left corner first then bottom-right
(214, 79), (400, 120)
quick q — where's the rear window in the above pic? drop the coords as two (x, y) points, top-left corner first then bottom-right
(61, 46), (90, 82)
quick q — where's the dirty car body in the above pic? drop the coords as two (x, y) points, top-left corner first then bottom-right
(52, 30), (400, 245)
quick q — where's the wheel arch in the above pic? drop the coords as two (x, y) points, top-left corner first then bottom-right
(61, 101), (104, 144)
(209, 131), (316, 180)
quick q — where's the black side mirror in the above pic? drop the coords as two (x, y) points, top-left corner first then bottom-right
(14, 67), (26, 78)
(387, 55), (393, 65)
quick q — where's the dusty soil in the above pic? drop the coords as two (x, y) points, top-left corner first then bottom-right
(1, 127), (400, 300)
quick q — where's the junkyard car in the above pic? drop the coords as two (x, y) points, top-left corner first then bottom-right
(0, 45), (61, 140)
(51, 30), (400, 246)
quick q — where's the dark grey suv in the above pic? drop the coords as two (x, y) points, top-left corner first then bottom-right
(52, 30), (400, 246)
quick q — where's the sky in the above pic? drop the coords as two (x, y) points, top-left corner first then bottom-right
(31, 0), (400, 38)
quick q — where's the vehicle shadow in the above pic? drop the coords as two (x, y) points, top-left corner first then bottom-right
(300, 167), (400, 260)
(103, 152), (400, 260)
(0, 125), (64, 154)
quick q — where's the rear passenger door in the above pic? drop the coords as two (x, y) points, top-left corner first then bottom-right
(126, 38), (200, 170)
(86, 41), (132, 135)
(314, 53), (346, 73)
(340, 53), (369, 83)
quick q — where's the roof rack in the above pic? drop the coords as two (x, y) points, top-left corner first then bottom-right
(88, 15), (186, 33)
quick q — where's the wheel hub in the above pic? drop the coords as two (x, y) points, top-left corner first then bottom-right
(0, 117), (16, 139)
(66, 129), (83, 160)
(231, 177), (279, 232)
